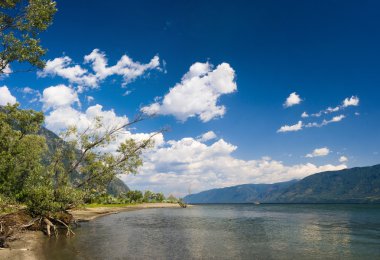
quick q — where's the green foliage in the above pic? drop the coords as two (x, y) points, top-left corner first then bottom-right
(143, 190), (165, 202)
(0, 104), (158, 216)
(0, 0), (57, 73)
(126, 190), (143, 203)
(0, 104), (46, 199)
(0, 194), (19, 214)
(55, 120), (154, 203)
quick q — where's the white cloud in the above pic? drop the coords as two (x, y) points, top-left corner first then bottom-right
(284, 92), (302, 108)
(84, 49), (160, 86)
(45, 104), (128, 134)
(197, 131), (217, 142)
(38, 49), (160, 90)
(86, 96), (94, 103)
(121, 137), (346, 196)
(44, 102), (163, 154)
(21, 87), (41, 103)
(22, 87), (35, 94)
(41, 85), (80, 110)
(307, 96), (360, 118)
(301, 112), (309, 118)
(306, 147), (330, 158)
(305, 114), (345, 128)
(0, 86), (17, 105)
(343, 96), (359, 107)
(277, 121), (303, 133)
(339, 156), (348, 163)
(141, 62), (237, 122)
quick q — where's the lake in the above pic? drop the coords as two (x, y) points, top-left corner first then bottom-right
(43, 204), (380, 259)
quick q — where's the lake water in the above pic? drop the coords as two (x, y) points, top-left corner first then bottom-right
(43, 204), (380, 259)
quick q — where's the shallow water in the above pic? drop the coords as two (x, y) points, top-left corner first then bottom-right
(43, 204), (380, 259)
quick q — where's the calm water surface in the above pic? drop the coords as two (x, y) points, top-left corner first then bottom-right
(43, 204), (380, 259)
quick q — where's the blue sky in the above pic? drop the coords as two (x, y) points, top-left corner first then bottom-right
(1, 0), (380, 195)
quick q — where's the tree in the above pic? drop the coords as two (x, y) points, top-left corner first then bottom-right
(126, 190), (143, 203)
(50, 116), (160, 204)
(0, 104), (46, 199)
(0, 0), (57, 74)
(154, 192), (165, 202)
(143, 190), (154, 202)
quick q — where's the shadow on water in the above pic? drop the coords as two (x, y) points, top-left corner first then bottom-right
(43, 204), (380, 260)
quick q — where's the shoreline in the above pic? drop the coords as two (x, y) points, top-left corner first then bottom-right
(70, 202), (183, 221)
(0, 202), (184, 259)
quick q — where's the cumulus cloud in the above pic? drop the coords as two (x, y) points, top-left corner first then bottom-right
(141, 62), (237, 122)
(44, 102), (163, 154)
(306, 147), (330, 158)
(343, 96), (359, 107)
(121, 137), (346, 196)
(197, 131), (217, 142)
(0, 86), (17, 105)
(38, 49), (160, 90)
(84, 49), (160, 86)
(284, 92), (302, 108)
(41, 85), (80, 110)
(339, 156), (348, 163)
(277, 121), (303, 133)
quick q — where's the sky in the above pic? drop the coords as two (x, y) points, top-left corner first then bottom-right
(1, 0), (380, 196)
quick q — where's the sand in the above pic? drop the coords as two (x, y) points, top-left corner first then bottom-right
(0, 231), (45, 260)
(70, 202), (182, 221)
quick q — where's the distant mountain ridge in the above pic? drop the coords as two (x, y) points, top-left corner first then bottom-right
(184, 164), (380, 204)
(184, 180), (297, 203)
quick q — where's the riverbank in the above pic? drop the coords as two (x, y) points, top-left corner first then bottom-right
(70, 202), (182, 221)
(0, 202), (184, 259)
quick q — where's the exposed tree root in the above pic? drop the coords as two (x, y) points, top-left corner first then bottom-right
(0, 210), (77, 247)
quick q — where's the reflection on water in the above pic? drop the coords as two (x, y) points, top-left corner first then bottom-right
(43, 204), (380, 260)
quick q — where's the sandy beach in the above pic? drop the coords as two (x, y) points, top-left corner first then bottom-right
(70, 202), (182, 221)
(0, 203), (183, 259)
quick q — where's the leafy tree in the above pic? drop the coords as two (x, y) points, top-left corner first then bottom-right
(143, 190), (154, 202)
(126, 190), (143, 203)
(154, 192), (165, 202)
(51, 117), (159, 205)
(0, 104), (46, 199)
(0, 0), (57, 74)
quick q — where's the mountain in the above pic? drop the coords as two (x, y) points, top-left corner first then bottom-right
(274, 164), (380, 203)
(184, 180), (297, 203)
(184, 164), (380, 204)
